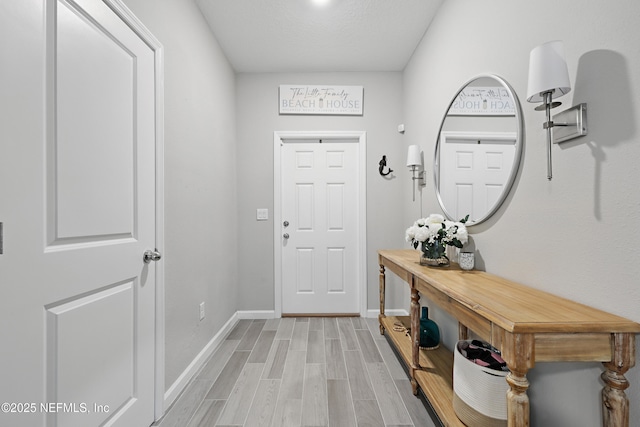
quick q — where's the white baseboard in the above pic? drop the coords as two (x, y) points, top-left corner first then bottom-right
(240, 310), (405, 319)
(163, 312), (239, 409)
(236, 310), (276, 319)
(366, 308), (409, 318)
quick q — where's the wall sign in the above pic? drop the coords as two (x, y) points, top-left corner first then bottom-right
(449, 86), (515, 115)
(279, 85), (363, 115)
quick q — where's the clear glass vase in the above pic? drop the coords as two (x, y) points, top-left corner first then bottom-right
(420, 241), (449, 267)
(419, 253), (450, 267)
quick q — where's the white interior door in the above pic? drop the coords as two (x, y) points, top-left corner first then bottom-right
(440, 132), (516, 220)
(279, 138), (361, 315)
(0, 1), (161, 426)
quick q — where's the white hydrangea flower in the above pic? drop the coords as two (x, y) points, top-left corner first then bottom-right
(454, 223), (468, 244)
(405, 226), (417, 242)
(426, 213), (444, 225)
(414, 227), (430, 242)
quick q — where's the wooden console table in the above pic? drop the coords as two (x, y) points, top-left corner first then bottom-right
(378, 249), (640, 427)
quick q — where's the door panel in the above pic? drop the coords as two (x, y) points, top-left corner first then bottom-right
(0, 1), (159, 426)
(46, 282), (135, 426)
(327, 248), (345, 292)
(54, 0), (135, 241)
(296, 183), (314, 230)
(296, 249), (314, 293)
(281, 141), (359, 314)
(327, 184), (344, 229)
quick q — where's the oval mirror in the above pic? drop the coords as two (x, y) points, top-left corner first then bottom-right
(434, 74), (523, 226)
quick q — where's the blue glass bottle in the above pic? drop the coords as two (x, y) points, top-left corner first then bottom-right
(419, 306), (440, 349)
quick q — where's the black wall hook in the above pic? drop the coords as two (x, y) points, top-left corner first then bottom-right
(378, 155), (393, 176)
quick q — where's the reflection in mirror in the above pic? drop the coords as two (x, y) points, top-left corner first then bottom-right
(434, 75), (522, 226)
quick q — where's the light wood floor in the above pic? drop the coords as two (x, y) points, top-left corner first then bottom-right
(154, 317), (437, 427)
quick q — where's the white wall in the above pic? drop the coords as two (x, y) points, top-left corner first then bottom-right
(404, 1), (640, 425)
(121, 0), (238, 391)
(235, 72), (410, 314)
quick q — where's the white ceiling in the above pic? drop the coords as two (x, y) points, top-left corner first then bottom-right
(195, 0), (444, 73)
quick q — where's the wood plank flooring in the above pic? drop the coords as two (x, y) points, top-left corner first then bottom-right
(154, 317), (436, 427)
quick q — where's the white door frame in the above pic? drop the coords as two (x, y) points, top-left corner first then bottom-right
(105, 1), (165, 421)
(273, 131), (367, 318)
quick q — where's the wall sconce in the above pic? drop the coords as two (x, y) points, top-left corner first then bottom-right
(527, 40), (587, 180)
(406, 145), (425, 201)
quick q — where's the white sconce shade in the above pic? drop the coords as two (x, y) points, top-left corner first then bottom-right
(406, 145), (421, 167)
(527, 40), (571, 103)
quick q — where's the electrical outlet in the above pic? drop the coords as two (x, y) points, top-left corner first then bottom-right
(199, 302), (205, 321)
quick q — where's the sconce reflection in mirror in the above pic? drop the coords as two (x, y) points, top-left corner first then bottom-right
(378, 155), (393, 176)
(527, 40), (587, 180)
(406, 145), (425, 201)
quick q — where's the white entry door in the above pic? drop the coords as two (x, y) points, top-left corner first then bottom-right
(0, 1), (161, 426)
(278, 137), (362, 315)
(439, 132), (516, 220)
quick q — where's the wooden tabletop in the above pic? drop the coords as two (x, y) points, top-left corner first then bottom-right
(379, 249), (640, 335)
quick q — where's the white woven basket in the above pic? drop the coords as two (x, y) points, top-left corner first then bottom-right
(453, 340), (509, 427)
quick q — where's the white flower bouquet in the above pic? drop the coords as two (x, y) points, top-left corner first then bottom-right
(405, 213), (469, 265)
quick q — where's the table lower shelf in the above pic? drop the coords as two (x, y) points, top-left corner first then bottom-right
(380, 315), (466, 427)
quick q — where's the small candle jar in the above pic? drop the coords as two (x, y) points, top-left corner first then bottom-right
(459, 251), (475, 271)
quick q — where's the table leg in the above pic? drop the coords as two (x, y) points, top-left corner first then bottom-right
(458, 323), (469, 340)
(410, 284), (420, 395)
(503, 332), (534, 427)
(506, 370), (530, 427)
(602, 333), (635, 427)
(378, 264), (386, 335)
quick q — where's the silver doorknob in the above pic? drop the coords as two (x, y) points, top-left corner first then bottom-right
(143, 249), (162, 263)
(283, 233), (290, 239)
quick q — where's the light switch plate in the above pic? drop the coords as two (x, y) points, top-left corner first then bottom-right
(256, 208), (269, 221)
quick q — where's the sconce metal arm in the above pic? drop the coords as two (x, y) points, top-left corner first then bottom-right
(543, 91), (554, 180)
(409, 165), (425, 201)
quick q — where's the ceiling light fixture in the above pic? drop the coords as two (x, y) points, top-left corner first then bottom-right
(311, 0), (331, 7)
